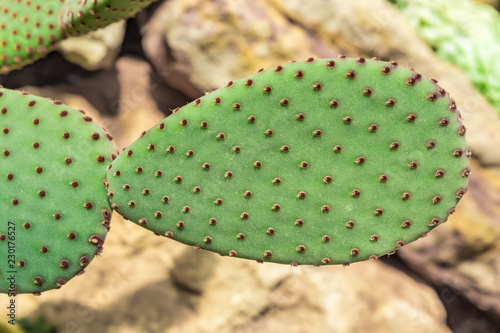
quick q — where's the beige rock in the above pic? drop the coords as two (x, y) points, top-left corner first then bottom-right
(169, 259), (451, 333)
(58, 21), (126, 71)
(141, 0), (338, 99)
(109, 56), (167, 150)
(9, 236), (450, 333)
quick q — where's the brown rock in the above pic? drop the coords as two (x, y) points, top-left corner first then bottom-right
(108, 56), (169, 149)
(160, 258), (452, 333)
(20, 234), (445, 333)
(141, 0), (337, 98)
(15, 249), (450, 333)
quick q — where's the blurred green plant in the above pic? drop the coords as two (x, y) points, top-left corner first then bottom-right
(391, 0), (500, 113)
(19, 315), (57, 333)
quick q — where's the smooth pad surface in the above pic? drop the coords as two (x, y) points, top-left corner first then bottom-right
(0, 88), (115, 293)
(107, 58), (470, 265)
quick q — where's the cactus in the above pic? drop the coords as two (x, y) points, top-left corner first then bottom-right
(0, 0), (158, 74)
(0, 88), (115, 294)
(107, 57), (470, 265)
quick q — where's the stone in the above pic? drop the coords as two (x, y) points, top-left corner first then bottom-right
(166, 258), (452, 333)
(141, 0), (337, 99)
(11, 239), (451, 333)
(58, 21), (126, 71)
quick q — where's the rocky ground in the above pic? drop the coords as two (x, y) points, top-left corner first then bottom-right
(0, 1), (499, 332)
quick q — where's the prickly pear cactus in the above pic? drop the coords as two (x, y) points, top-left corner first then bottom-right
(0, 88), (116, 294)
(0, 0), (159, 74)
(107, 57), (470, 265)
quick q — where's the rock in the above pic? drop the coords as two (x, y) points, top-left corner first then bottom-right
(109, 56), (174, 149)
(399, 159), (500, 321)
(166, 259), (451, 333)
(12, 238), (451, 333)
(58, 21), (126, 71)
(141, 0), (338, 99)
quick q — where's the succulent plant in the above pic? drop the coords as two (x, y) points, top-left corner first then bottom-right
(0, 0), (159, 74)
(0, 87), (115, 294)
(107, 57), (470, 266)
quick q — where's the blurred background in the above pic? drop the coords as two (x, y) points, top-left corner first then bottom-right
(0, 0), (499, 332)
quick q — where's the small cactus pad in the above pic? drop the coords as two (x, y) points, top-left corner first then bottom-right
(0, 88), (115, 293)
(107, 57), (470, 265)
(0, 0), (158, 73)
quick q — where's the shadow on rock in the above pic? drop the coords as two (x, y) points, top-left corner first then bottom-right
(23, 275), (205, 333)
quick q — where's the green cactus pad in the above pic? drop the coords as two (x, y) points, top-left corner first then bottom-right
(107, 57), (470, 265)
(0, 0), (158, 74)
(60, 0), (159, 36)
(0, 88), (116, 294)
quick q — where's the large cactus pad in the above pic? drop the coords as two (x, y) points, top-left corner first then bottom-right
(107, 57), (470, 265)
(0, 88), (115, 293)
